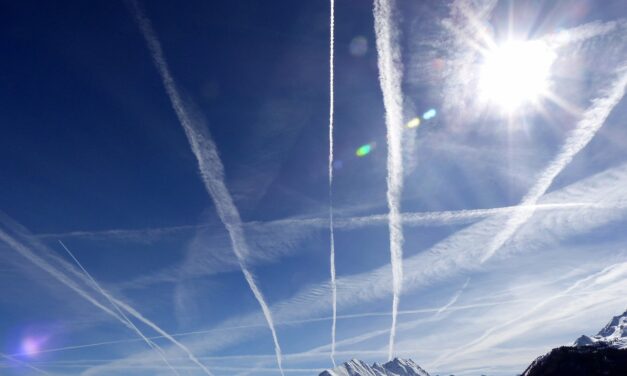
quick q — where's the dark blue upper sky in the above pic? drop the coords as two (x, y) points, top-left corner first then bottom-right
(1, 1), (626, 375)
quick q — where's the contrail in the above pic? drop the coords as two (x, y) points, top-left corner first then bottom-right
(373, 0), (405, 360)
(436, 278), (470, 316)
(545, 19), (627, 49)
(0, 219), (215, 376)
(39, 201), (619, 243)
(0, 226), (124, 322)
(58, 241), (180, 376)
(0, 352), (50, 375)
(77, 161), (627, 374)
(481, 67), (627, 263)
(327, 0), (337, 368)
(19, 298), (532, 358)
(431, 262), (627, 367)
(127, 1), (285, 374)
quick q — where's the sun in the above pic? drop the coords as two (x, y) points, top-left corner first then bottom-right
(479, 39), (557, 113)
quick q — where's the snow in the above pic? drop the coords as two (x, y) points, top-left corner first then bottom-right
(574, 308), (627, 349)
(319, 358), (430, 376)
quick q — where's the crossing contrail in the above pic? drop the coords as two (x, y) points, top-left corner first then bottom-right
(327, 0), (338, 368)
(58, 241), (180, 376)
(0, 352), (50, 375)
(481, 67), (627, 263)
(39, 201), (617, 243)
(128, 1), (285, 374)
(0, 218), (214, 376)
(373, 0), (406, 360)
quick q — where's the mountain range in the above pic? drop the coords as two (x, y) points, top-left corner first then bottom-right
(321, 308), (627, 376)
(522, 308), (627, 375)
(319, 358), (430, 376)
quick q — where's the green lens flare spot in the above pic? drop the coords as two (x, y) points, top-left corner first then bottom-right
(356, 144), (373, 157)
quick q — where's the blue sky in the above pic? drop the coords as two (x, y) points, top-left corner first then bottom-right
(1, 0), (626, 375)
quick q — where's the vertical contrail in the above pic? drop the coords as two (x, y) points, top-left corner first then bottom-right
(127, 1), (285, 374)
(373, 0), (405, 360)
(58, 241), (181, 376)
(327, 0), (337, 368)
(481, 68), (627, 263)
(0, 223), (214, 376)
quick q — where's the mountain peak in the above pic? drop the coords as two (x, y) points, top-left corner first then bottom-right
(574, 308), (627, 349)
(319, 358), (430, 376)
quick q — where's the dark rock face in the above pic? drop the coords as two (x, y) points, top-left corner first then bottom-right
(522, 345), (627, 376)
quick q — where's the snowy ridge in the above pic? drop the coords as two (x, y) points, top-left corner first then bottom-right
(574, 308), (627, 349)
(319, 358), (430, 376)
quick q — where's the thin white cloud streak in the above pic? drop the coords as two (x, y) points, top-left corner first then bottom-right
(233, 163), (627, 337)
(0, 217), (215, 376)
(430, 262), (627, 368)
(436, 278), (470, 316)
(0, 224), (125, 324)
(242, 279), (478, 373)
(21, 289), (607, 371)
(22, 298), (533, 359)
(84, 296), (217, 376)
(36, 223), (208, 243)
(545, 19), (627, 49)
(307, 279), (472, 359)
(328, 0), (337, 367)
(127, 1), (284, 374)
(58, 241), (180, 376)
(0, 352), (50, 375)
(26, 364), (318, 374)
(481, 68), (627, 263)
(40, 202), (607, 244)
(373, 0), (405, 360)
(78, 161), (627, 374)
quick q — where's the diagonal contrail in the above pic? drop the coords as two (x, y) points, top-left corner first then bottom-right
(431, 262), (627, 367)
(66, 161), (627, 373)
(435, 278), (470, 316)
(481, 67), (627, 263)
(0, 352), (50, 375)
(127, 1), (285, 374)
(327, 0), (337, 368)
(58, 241), (180, 376)
(373, 0), (406, 360)
(0, 219), (214, 376)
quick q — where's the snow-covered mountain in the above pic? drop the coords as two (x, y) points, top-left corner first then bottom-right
(523, 309), (627, 376)
(574, 308), (627, 349)
(319, 358), (430, 376)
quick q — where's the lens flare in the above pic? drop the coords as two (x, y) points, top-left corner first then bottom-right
(21, 336), (46, 357)
(349, 36), (368, 57)
(406, 117), (421, 128)
(423, 109), (437, 120)
(479, 39), (556, 111)
(355, 143), (373, 157)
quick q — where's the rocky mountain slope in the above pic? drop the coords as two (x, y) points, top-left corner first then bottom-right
(522, 308), (627, 376)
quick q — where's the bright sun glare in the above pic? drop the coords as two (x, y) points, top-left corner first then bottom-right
(479, 39), (557, 112)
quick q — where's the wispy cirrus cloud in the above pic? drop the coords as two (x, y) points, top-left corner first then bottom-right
(481, 67), (627, 262)
(78, 160), (627, 374)
(0, 215), (214, 376)
(59, 241), (180, 376)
